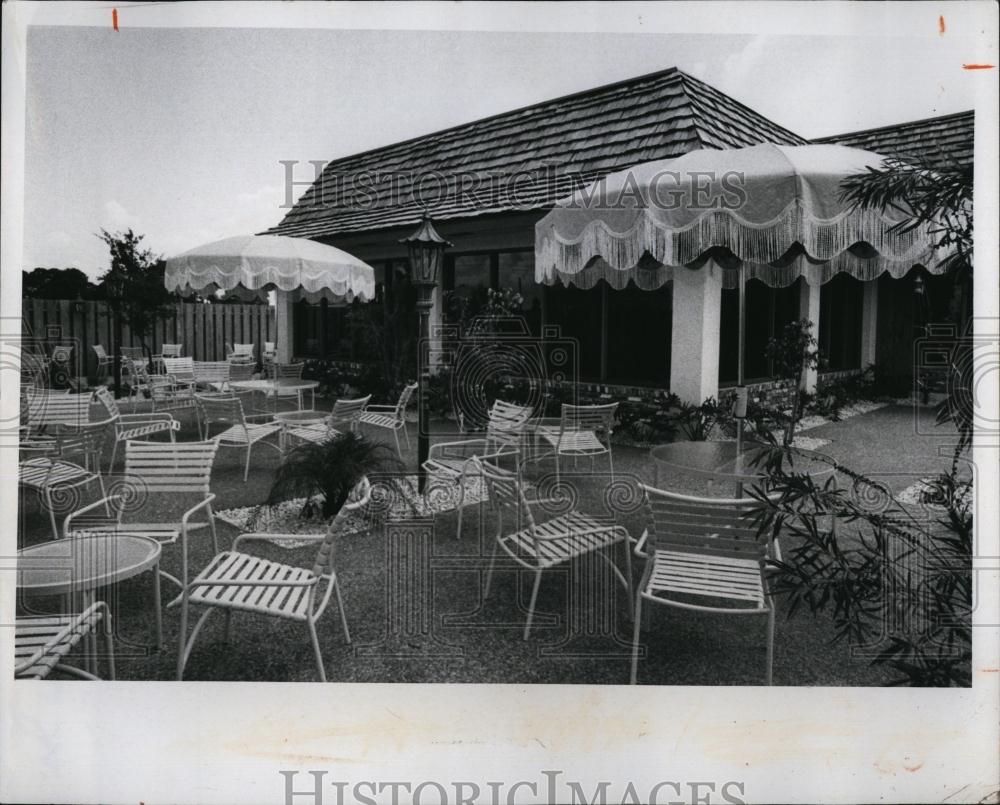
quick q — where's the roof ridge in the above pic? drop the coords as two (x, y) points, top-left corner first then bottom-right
(813, 109), (975, 142)
(678, 72), (808, 146)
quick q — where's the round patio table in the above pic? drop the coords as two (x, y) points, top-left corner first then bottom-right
(18, 533), (163, 659)
(230, 378), (319, 413)
(649, 440), (836, 495)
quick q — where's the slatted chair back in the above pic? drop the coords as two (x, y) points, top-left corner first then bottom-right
(310, 478), (372, 579)
(123, 440), (218, 496)
(639, 484), (768, 562)
(392, 382), (418, 419)
(560, 402), (618, 441)
(269, 362), (305, 380)
(161, 343), (183, 358)
(228, 361), (255, 383)
(331, 395), (372, 424)
(479, 459), (535, 528)
(486, 400), (535, 449)
(23, 390), (94, 431)
(193, 361), (230, 387)
(93, 385), (123, 420)
(92, 344), (111, 364)
(162, 357), (195, 381)
(195, 393), (248, 437)
(231, 343), (255, 358)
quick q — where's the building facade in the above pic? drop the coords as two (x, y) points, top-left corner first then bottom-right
(266, 67), (973, 401)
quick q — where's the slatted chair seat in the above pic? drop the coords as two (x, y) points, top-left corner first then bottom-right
(535, 402), (618, 483)
(630, 484), (779, 685)
(19, 456), (96, 488)
(536, 426), (605, 454)
(284, 423), (342, 447)
(357, 411), (398, 429)
(185, 551), (318, 620)
(501, 510), (627, 569)
(15, 603), (115, 680)
(645, 550), (766, 606)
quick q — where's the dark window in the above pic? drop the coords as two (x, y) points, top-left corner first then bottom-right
(719, 279), (801, 383)
(499, 251), (542, 335)
(544, 282), (603, 382)
(606, 282), (671, 386)
(819, 274), (863, 371)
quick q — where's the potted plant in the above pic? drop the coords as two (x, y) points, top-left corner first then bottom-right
(244, 432), (409, 532)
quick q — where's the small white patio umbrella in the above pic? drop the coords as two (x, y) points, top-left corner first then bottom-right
(164, 234), (376, 304)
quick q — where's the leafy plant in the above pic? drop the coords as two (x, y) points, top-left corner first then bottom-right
(254, 431), (406, 522)
(747, 444), (971, 686)
(764, 318), (823, 446)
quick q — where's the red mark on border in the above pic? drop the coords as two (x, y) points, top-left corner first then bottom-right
(962, 64), (995, 70)
(938, 15), (945, 35)
(112, 8), (119, 31)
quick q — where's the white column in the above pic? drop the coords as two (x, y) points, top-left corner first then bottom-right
(670, 261), (723, 405)
(275, 290), (295, 363)
(860, 278), (879, 369)
(799, 278), (821, 393)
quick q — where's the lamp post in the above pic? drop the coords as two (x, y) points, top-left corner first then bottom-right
(401, 215), (451, 492)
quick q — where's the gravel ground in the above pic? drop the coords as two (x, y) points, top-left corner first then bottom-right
(17, 399), (961, 685)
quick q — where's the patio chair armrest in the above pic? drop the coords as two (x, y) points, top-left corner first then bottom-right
(64, 495), (124, 535)
(232, 532), (327, 550)
(243, 412), (278, 423)
(181, 494), (217, 534)
(118, 412), (177, 425)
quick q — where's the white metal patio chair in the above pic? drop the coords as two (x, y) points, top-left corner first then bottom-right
(227, 343), (255, 364)
(19, 391), (110, 539)
(193, 360), (230, 393)
(15, 602), (115, 680)
(161, 343), (184, 358)
(479, 460), (633, 640)
(176, 477), (371, 681)
(535, 402), (618, 484)
(91, 345), (113, 381)
(93, 386), (179, 474)
(195, 393), (283, 480)
(358, 382), (417, 457)
(265, 362), (308, 409)
(629, 484), (780, 685)
(282, 395), (372, 449)
(423, 400), (534, 540)
(64, 439), (220, 592)
(150, 357), (199, 418)
(262, 341), (277, 366)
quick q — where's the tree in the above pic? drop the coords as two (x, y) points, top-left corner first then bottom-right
(22, 267), (103, 300)
(97, 229), (177, 394)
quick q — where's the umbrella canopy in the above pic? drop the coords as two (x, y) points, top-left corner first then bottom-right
(164, 234), (376, 304)
(535, 143), (948, 291)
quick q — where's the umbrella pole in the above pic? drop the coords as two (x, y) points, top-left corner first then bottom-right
(735, 263), (746, 497)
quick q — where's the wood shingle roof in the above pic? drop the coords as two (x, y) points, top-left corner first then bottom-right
(266, 67), (807, 240)
(813, 110), (974, 169)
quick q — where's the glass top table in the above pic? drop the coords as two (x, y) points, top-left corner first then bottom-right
(649, 440), (836, 491)
(18, 532), (163, 649)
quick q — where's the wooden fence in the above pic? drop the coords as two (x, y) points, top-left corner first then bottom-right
(21, 298), (276, 380)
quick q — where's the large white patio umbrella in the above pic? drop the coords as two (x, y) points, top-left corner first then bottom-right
(164, 233), (376, 304)
(535, 143), (949, 388)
